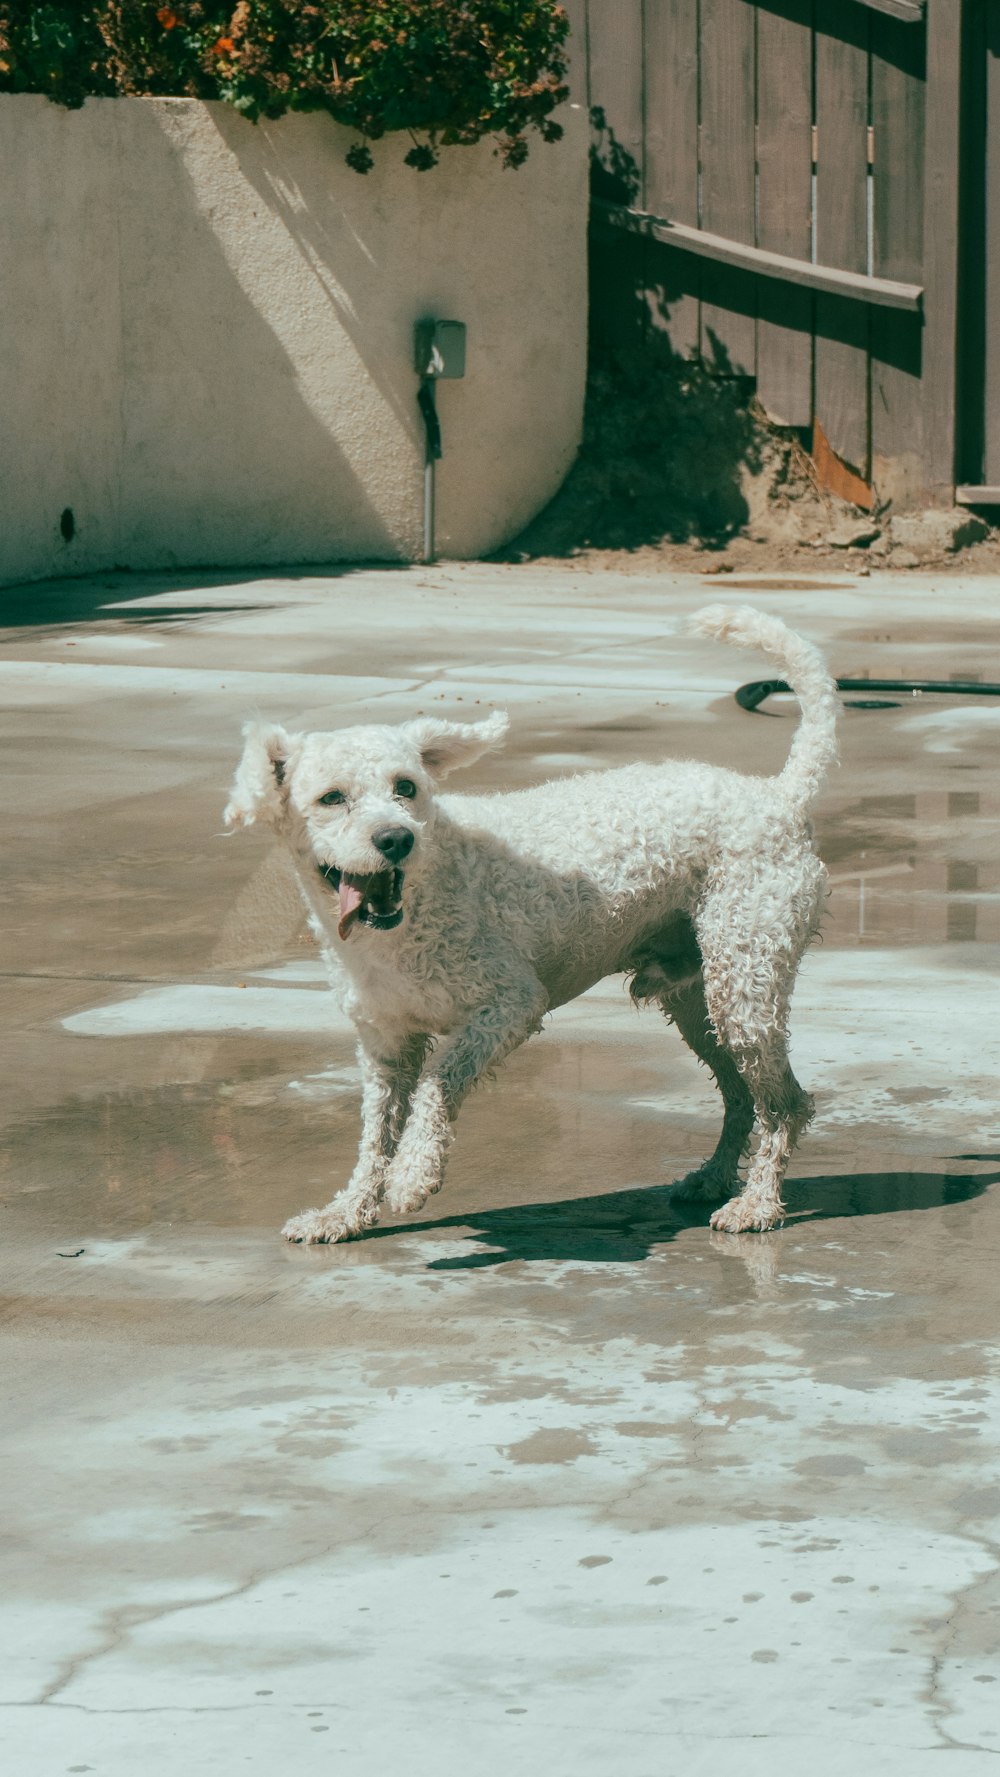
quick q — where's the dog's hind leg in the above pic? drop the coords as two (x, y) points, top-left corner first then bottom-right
(696, 875), (821, 1233)
(707, 1034), (814, 1233)
(658, 974), (756, 1202)
(283, 1032), (429, 1244)
(631, 916), (754, 1201)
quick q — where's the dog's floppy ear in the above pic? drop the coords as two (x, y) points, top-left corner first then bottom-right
(402, 709), (509, 778)
(223, 722), (299, 829)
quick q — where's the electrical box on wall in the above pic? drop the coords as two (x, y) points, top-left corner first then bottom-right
(414, 318), (467, 380)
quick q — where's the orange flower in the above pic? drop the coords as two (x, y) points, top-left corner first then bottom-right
(156, 6), (179, 26)
(213, 36), (236, 55)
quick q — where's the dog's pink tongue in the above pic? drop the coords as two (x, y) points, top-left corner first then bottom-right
(337, 880), (364, 940)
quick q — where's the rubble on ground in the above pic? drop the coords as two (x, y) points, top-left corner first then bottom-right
(500, 342), (999, 573)
(888, 508), (990, 556)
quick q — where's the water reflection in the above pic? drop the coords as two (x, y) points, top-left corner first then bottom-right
(3, 1071), (357, 1235)
(823, 789), (997, 946)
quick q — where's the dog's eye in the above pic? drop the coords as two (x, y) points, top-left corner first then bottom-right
(318, 789), (345, 807)
(394, 778), (417, 800)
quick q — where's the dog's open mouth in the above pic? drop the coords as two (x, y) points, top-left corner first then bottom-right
(317, 864), (404, 939)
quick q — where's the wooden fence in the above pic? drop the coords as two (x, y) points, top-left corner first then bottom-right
(568, 0), (995, 512)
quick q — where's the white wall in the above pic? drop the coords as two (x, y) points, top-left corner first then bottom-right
(0, 95), (587, 585)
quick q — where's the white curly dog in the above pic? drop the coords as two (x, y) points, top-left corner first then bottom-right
(224, 605), (837, 1242)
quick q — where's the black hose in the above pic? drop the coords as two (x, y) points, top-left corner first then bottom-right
(417, 378), (442, 462)
(736, 677), (1000, 712)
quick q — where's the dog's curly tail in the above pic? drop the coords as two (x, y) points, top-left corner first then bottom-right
(690, 604), (839, 805)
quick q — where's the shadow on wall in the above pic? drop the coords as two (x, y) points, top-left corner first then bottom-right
(0, 95), (409, 588)
(116, 101), (405, 569)
(208, 105), (420, 445)
(502, 109), (767, 557)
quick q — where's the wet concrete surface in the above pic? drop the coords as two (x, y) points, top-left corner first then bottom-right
(2, 563), (999, 1773)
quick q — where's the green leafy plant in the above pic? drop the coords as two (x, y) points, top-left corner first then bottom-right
(0, 4), (113, 106)
(0, 2), (570, 170)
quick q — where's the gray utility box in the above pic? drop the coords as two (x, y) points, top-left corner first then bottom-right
(414, 319), (466, 380)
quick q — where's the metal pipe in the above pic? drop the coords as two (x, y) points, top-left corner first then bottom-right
(423, 456), (436, 565)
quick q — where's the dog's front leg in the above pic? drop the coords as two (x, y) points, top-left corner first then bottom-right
(384, 979), (547, 1218)
(283, 1032), (429, 1244)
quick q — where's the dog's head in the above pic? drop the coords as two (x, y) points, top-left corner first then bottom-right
(223, 710), (508, 939)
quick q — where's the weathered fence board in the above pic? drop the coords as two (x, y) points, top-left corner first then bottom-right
(644, 0), (701, 355)
(954, 0), (986, 492)
(586, 0), (645, 348)
(814, 1), (871, 477)
(870, 13), (926, 498)
(923, 0), (966, 502)
(984, 14), (1000, 485)
(756, 0), (814, 427)
(699, 0), (756, 374)
(587, 0), (644, 196)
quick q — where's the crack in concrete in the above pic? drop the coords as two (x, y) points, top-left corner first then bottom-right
(0, 1697), (978, 1752)
(34, 1573), (273, 1708)
(923, 1528), (1000, 1757)
(1, 1699), (347, 1715)
(30, 1523), (384, 1709)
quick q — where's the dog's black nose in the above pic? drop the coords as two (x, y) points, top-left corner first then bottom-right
(372, 825), (414, 864)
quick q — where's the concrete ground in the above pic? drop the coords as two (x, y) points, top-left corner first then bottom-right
(2, 562), (999, 1775)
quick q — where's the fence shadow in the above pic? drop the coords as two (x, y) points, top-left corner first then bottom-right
(505, 270), (767, 556)
(502, 111), (768, 558)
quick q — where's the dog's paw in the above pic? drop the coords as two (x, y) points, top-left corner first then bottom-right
(282, 1207), (357, 1245)
(385, 1176), (435, 1217)
(385, 1186), (428, 1217)
(708, 1192), (784, 1234)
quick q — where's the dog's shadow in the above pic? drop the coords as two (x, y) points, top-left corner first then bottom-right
(359, 1164), (1000, 1269)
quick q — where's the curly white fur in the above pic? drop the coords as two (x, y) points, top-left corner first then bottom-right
(224, 605), (837, 1241)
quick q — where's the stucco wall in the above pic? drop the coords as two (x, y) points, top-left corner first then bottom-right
(0, 95), (587, 585)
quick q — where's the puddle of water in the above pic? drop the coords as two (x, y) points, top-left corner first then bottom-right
(820, 791), (1000, 947)
(0, 1062), (357, 1236)
(705, 580), (849, 592)
(843, 622), (1000, 646)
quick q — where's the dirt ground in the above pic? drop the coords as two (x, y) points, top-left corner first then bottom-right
(508, 519), (1000, 582)
(501, 343), (1000, 579)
